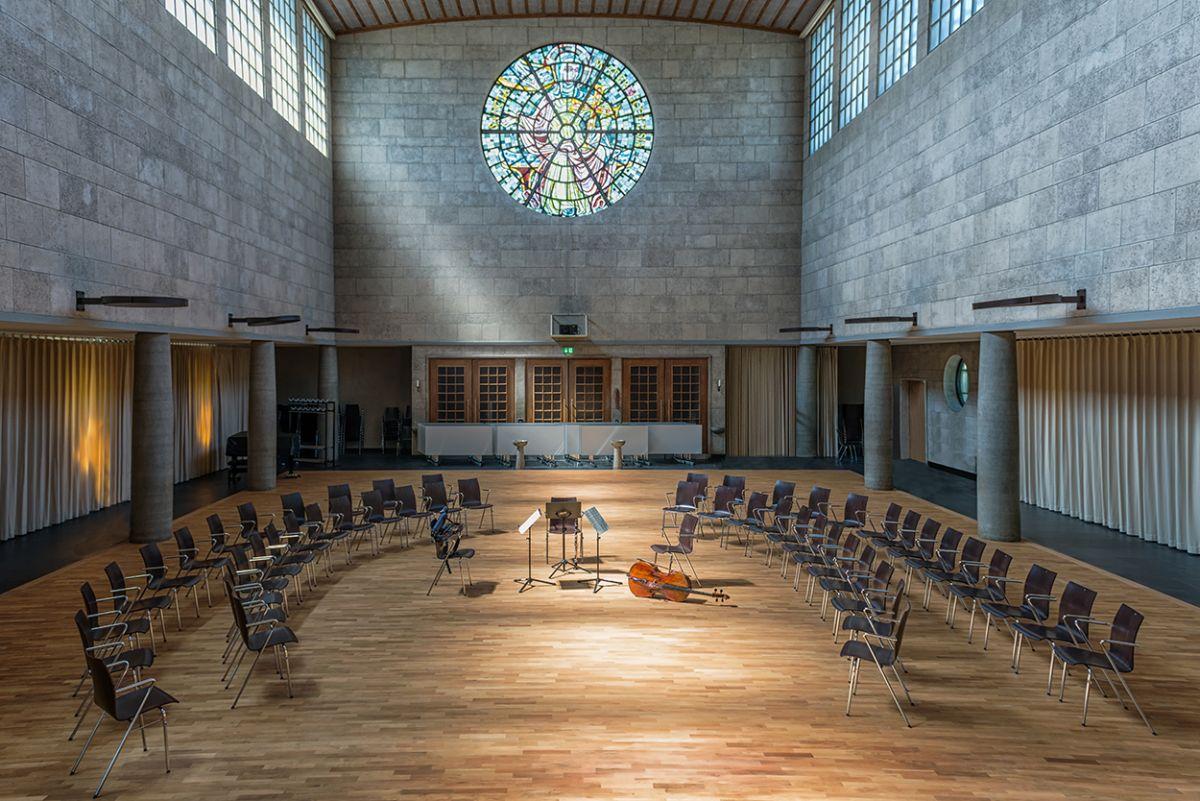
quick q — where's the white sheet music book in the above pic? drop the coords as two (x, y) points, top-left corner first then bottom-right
(583, 506), (608, 534)
(518, 508), (542, 535)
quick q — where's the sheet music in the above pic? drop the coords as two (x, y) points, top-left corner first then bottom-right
(518, 508), (542, 535)
(583, 506), (608, 534)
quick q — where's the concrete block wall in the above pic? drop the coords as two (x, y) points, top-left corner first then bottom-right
(0, 0), (334, 332)
(801, 0), (1200, 336)
(893, 342), (979, 474)
(331, 19), (804, 343)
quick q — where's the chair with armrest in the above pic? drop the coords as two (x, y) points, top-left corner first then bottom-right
(279, 492), (307, 525)
(662, 481), (701, 531)
(920, 534), (984, 618)
(979, 563), (1058, 655)
(863, 502), (902, 548)
(137, 543), (204, 630)
(222, 580), (299, 709)
(650, 513), (702, 585)
(70, 653), (177, 797)
(171, 527), (231, 607)
(883, 510), (925, 561)
(458, 478), (495, 534)
(726, 491), (768, 550)
(1010, 581), (1098, 682)
(946, 548), (1014, 643)
(720, 475), (747, 508)
(427, 508), (475, 595)
(329, 494), (378, 559)
(755, 494), (795, 565)
(103, 562), (171, 644)
(70, 610), (155, 741)
(839, 600), (915, 726)
(686, 473), (710, 507)
(697, 484), (738, 541)
(1049, 603), (1155, 733)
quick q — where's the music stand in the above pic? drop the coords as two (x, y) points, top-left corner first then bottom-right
(545, 500), (583, 578)
(581, 507), (621, 593)
(514, 509), (555, 593)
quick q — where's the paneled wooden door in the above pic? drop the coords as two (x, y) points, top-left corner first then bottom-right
(621, 358), (709, 447)
(525, 359), (611, 422)
(428, 358), (515, 422)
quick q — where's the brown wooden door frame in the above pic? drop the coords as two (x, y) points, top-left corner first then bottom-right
(526, 358), (612, 422)
(429, 358), (515, 422)
(428, 358), (473, 423)
(621, 358), (665, 422)
(474, 358), (516, 423)
(621, 357), (709, 444)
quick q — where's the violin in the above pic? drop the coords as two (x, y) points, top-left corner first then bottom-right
(626, 560), (729, 603)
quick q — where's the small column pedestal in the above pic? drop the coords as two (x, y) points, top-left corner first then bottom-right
(513, 440), (528, 470)
(612, 439), (625, 470)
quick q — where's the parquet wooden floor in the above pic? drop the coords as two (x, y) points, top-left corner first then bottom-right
(2, 469), (1198, 801)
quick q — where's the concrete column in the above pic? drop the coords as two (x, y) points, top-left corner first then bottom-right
(130, 333), (173, 543)
(796, 346), (818, 457)
(863, 340), (893, 491)
(318, 345), (338, 462)
(248, 340), (277, 491)
(977, 332), (1021, 541)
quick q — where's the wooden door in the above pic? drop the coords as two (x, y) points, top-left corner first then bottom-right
(428, 359), (473, 423)
(622, 359), (664, 422)
(475, 359), (515, 423)
(527, 359), (611, 422)
(904, 380), (927, 462)
(526, 359), (566, 422)
(567, 359), (610, 422)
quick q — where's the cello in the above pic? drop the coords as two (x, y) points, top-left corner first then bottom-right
(626, 560), (729, 603)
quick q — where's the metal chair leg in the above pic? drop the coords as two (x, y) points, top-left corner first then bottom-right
(231, 649), (263, 709)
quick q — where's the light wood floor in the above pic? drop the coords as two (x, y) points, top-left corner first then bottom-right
(3, 469), (1198, 801)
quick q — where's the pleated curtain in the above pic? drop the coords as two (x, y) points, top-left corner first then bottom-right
(1019, 332), (1200, 554)
(0, 336), (133, 541)
(725, 346), (798, 456)
(816, 347), (839, 458)
(173, 345), (251, 481)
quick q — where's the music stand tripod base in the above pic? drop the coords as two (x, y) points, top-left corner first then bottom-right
(515, 508), (556, 592)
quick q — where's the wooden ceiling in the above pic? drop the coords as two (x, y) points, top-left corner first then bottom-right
(310, 0), (824, 36)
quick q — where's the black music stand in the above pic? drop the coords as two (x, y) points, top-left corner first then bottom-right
(514, 509), (555, 593)
(545, 500), (583, 579)
(581, 506), (621, 593)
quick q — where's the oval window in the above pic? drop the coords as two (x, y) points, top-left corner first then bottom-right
(944, 356), (969, 411)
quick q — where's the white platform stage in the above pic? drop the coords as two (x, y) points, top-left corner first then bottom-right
(416, 422), (703, 459)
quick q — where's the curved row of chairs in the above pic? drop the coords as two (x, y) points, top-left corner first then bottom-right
(659, 475), (1156, 734)
(67, 473), (494, 795)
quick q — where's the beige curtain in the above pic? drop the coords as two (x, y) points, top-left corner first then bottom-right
(816, 346), (838, 458)
(726, 346), (798, 456)
(215, 346), (249, 463)
(173, 344), (250, 481)
(1019, 332), (1200, 554)
(0, 335), (133, 541)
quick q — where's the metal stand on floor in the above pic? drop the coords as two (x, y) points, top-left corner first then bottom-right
(581, 507), (621, 593)
(514, 509), (554, 593)
(545, 500), (584, 579)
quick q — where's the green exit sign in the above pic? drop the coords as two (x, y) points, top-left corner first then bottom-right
(561, 346), (575, 355)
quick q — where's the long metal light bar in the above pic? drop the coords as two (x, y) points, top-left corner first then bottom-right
(844, 313), (918, 326)
(76, 292), (188, 312)
(972, 289), (1087, 311)
(778, 325), (834, 334)
(228, 314), (302, 327)
(306, 325), (360, 334)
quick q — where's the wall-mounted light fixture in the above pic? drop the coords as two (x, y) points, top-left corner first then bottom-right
(228, 314), (302, 327)
(716, 378), (723, 392)
(844, 313), (918, 326)
(76, 292), (188, 312)
(778, 325), (834, 335)
(305, 325), (360, 335)
(972, 289), (1086, 311)
(415, 379), (421, 392)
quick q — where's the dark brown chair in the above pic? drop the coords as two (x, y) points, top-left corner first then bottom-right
(223, 580), (299, 709)
(839, 600), (915, 726)
(279, 492), (307, 524)
(720, 474), (747, 506)
(103, 562), (171, 644)
(70, 653), (177, 796)
(1049, 603), (1155, 733)
(686, 472), (710, 506)
(650, 513), (701, 584)
(807, 485), (832, 518)
(921, 533), (981, 616)
(697, 484), (738, 540)
(727, 490), (768, 549)
(979, 563), (1058, 654)
(946, 548), (1014, 643)
(172, 526), (230, 607)
(1011, 581), (1098, 679)
(831, 492), (870, 530)
(662, 480), (701, 530)
(458, 478), (495, 533)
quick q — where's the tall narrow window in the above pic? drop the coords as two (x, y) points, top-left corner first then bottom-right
(838, 0), (871, 127)
(878, 0), (918, 94)
(807, 9), (835, 154)
(302, 9), (329, 154)
(269, 0), (301, 130)
(226, 0), (265, 95)
(163, 0), (216, 52)
(930, 0), (987, 50)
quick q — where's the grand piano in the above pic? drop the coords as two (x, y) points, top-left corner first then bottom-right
(225, 431), (300, 484)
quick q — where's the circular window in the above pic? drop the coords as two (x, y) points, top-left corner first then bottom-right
(944, 356), (969, 411)
(480, 43), (654, 218)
